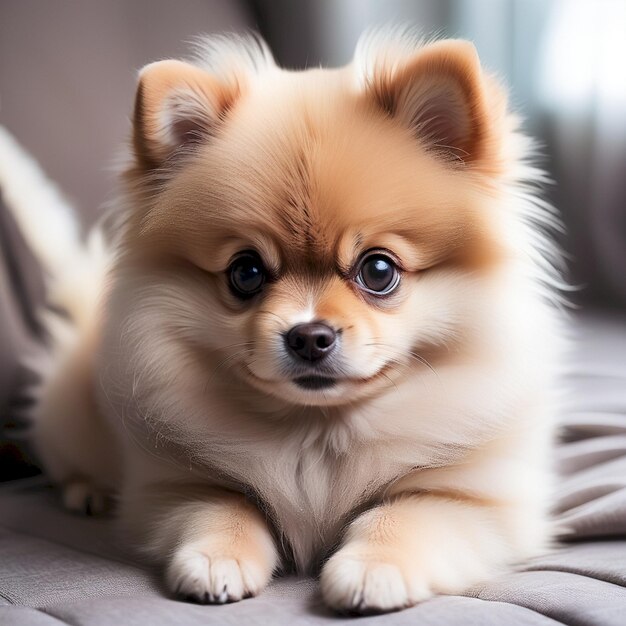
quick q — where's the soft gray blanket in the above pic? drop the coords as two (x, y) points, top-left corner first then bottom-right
(1, 311), (625, 625)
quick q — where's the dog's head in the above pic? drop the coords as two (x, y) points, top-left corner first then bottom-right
(123, 33), (512, 408)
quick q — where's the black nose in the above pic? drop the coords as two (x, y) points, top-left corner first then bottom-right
(285, 322), (337, 362)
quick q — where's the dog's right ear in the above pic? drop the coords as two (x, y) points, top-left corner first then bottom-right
(132, 60), (236, 169)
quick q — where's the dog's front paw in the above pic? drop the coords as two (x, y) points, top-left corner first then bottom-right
(167, 544), (274, 604)
(320, 496), (519, 614)
(321, 549), (430, 614)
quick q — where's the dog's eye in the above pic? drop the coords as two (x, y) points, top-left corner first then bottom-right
(356, 253), (400, 295)
(229, 252), (266, 298)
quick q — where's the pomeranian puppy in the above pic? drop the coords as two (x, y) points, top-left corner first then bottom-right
(16, 31), (564, 613)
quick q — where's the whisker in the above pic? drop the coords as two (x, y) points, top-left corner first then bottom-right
(257, 310), (290, 327)
(364, 340), (440, 379)
(205, 347), (254, 388)
(214, 340), (254, 351)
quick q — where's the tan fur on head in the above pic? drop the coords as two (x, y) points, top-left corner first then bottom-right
(27, 30), (565, 612)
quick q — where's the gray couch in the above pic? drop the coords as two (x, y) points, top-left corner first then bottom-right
(1, 311), (626, 624)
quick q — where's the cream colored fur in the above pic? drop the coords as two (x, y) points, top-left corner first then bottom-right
(6, 31), (565, 613)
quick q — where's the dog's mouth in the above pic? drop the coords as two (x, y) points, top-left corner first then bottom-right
(242, 361), (395, 399)
(292, 375), (338, 390)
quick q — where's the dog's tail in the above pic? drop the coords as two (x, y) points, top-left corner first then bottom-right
(0, 125), (108, 334)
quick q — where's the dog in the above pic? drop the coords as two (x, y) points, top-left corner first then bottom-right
(8, 30), (565, 613)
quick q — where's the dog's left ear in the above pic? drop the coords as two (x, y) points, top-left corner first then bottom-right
(366, 40), (500, 165)
(132, 60), (236, 169)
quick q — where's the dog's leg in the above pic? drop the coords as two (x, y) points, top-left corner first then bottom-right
(121, 484), (279, 603)
(33, 325), (120, 513)
(321, 493), (528, 613)
(321, 431), (552, 613)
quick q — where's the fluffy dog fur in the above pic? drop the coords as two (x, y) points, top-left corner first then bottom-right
(9, 31), (565, 613)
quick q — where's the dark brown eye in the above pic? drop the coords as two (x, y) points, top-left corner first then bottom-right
(229, 252), (266, 298)
(356, 253), (400, 295)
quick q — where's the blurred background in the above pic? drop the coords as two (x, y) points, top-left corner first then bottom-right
(1, 0), (625, 306)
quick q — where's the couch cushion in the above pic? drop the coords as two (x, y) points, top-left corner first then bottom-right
(0, 529), (158, 607)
